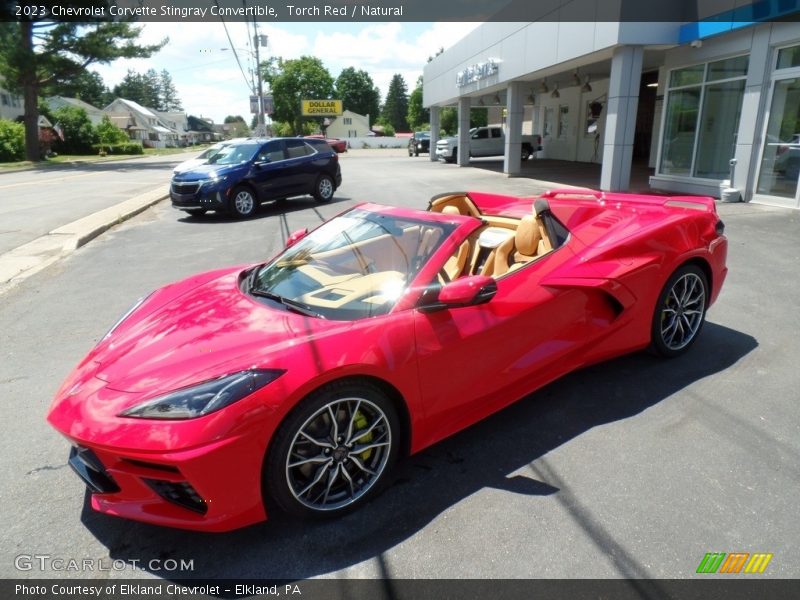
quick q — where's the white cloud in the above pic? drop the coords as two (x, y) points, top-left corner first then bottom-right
(88, 22), (476, 122)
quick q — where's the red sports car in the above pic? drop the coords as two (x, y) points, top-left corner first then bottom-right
(48, 188), (727, 531)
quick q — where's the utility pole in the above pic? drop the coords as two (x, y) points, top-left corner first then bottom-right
(252, 23), (267, 137)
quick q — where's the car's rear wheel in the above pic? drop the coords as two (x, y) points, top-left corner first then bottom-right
(231, 186), (257, 218)
(651, 264), (708, 357)
(265, 380), (400, 518)
(313, 175), (335, 202)
(184, 209), (206, 217)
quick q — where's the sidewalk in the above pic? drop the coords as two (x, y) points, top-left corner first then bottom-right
(0, 186), (167, 295)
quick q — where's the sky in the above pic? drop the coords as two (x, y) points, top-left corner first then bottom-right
(90, 22), (479, 123)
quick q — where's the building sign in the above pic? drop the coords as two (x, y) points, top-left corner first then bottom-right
(301, 100), (343, 116)
(456, 59), (499, 87)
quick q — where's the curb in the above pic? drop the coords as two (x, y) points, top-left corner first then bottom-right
(0, 186), (168, 296)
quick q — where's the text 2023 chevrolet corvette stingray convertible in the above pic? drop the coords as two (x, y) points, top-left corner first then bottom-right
(47, 188), (727, 531)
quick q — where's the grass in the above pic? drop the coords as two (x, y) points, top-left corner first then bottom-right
(0, 144), (212, 171)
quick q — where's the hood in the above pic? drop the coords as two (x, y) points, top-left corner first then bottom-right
(92, 270), (350, 398)
(173, 158), (209, 174)
(172, 162), (245, 182)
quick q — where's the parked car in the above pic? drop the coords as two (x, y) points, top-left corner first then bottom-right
(48, 187), (727, 531)
(304, 134), (347, 153)
(408, 131), (430, 156)
(172, 138), (248, 174)
(436, 126), (542, 163)
(170, 138), (342, 218)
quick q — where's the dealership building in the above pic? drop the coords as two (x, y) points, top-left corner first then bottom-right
(423, 11), (800, 209)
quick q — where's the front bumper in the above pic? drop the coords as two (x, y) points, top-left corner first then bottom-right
(170, 182), (230, 211)
(435, 146), (451, 159)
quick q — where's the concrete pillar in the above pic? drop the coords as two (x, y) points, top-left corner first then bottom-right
(600, 45), (644, 192)
(504, 81), (524, 175)
(429, 106), (440, 162)
(457, 97), (471, 167)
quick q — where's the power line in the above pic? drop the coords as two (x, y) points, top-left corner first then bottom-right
(215, 0), (255, 95)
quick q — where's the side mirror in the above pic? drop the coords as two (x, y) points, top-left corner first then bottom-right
(285, 228), (308, 248)
(419, 275), (497, 312)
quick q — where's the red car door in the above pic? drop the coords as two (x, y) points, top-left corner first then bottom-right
(412, 246), (590, 448)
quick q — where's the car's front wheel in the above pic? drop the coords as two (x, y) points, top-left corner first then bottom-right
(231, 186), (257, 218)
(313, 174), (335, 202)
(265, 380), (400, 518)
(651, 264), (708, 357)
(521, 146), (532, 161)
(446, 149), (457, 164)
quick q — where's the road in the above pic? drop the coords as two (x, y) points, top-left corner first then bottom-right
(1, 152), (798, 584)
(0, 154), (184, 255)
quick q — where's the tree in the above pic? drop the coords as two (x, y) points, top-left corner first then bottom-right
(381, 74), (409, 132)
(262, 56), (335, 135)
(51, 105), (96, 154)
(222, 115), (249, 138)
(439, 107), (489, 135)
(335, 67), (380, 124)
(0, 18), (165, 161)
(407, 77), (429, 130)
(95, 114), (128, 147)
(0, 119), (25, 162)
(159, 69), (182, 111)
(113, 69), (160, 108)
(43, 70), (110, 108)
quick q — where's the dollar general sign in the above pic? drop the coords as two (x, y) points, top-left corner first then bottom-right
(301, 100), (343, 116)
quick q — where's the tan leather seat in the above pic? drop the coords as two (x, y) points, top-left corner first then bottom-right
(442, 205), (462, 216)
(491, 215), (541, 276)
(442, 240), (470, 280)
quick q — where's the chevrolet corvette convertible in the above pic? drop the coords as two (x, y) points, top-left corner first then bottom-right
(48, 188), (728, 531)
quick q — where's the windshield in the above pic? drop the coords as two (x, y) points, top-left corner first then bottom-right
(197, 144), (224, 159)
(250, 208), (455, 320)
(213, 143), (260, 165)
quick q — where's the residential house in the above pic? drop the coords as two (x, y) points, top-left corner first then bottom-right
(156, 110), (190, 146)
(45, 97), (105, 126)
(326, 110), (370, 138)
(103, 98), (180, 148)
(0, 84), (24, 121)
(186, 115), (219, 144)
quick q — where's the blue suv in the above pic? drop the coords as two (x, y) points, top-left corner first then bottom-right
(170, 137), (342, 218)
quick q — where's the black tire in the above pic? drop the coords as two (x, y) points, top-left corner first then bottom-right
(521, 146), (532, 161)
(651, 264), (709, 357)
(230, 186), (257, 218)
(265, 380), (400, 519)
(414, 149), (419, 157)
(446, 149), (457, 164)
(313, 174), (335, 203)
(184, 208), (206, 217)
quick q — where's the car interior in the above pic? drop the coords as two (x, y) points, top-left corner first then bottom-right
(429, 192), (564, 281)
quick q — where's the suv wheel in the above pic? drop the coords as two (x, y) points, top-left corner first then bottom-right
(314, 175), (335, 203)
(231, 186), (257, 218)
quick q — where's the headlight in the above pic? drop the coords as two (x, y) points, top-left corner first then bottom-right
(119, 369), (285, 420)
(102, 294), (150, 341)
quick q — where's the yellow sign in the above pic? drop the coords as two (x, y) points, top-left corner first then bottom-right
(301, 99), (343, 116)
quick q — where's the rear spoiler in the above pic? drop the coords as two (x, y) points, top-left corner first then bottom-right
(541, 188), (717, 212)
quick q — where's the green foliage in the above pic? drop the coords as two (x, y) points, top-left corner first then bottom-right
(381, 74), (409, 132)
(43, 71), (110, 108)
(91, 142), (143, 155)
(272, 121), (315, 137)
(0, 118), (25, 162)
(95, 114), (128, 146)
(52, 106), (97, 154)
(407, 81), (429, 130)
(471, 107), (489, 128)
(380, 123), (395, 137)
(158, 69), (182, 111)
(0, 20), (166, 160)
(439, 107), (489, 135)
(335, 67), (380, 123)
(262, 56), (335, 135)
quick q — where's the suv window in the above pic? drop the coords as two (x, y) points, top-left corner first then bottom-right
(285, 139), (314, 158)
(472, 129), (489, 140)
(257, 140), (285, 163)
(491, 128), (502, 138)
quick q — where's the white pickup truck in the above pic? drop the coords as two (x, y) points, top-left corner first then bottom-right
(435, 126), (542, 163)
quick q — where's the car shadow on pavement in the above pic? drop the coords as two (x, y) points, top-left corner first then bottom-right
(175, 196), (353, 226)
(80, 321), (756, 584)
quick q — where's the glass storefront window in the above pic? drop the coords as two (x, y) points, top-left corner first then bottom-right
(756, 77), (800, 199)
(694, 80), (746, 178)
(776, 45), (800, 69)
(660, 89), (700, 175)
(669, 65), (704, 88)
(707, 56), (749, 81)
(659, 55), (748, 179)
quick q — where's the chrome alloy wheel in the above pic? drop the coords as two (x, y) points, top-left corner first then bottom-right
(285, 397), (392, 511)
(317, 177), (334, 201)
(233, 189), (255, 216)
(659, 272), (706, 351)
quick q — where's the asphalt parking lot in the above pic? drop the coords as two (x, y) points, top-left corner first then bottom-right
(1, 150), (799, 582)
